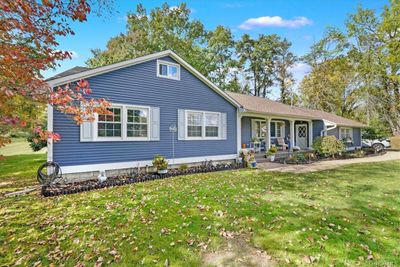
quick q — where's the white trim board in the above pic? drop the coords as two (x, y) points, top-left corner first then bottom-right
(61, 154), (237, 174)
(47, 104), (53, 162)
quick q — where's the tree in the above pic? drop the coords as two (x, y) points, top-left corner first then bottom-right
(207, 26), (237, 90)
(274, 39), (297, 104)
(236, 34), (280, 97)
(301, 1), (400, 135)
(86, 3), (211, 75)
(0, 0), (112, 150)
(346, 1), (400, 135)
(300, 57), (362, 118)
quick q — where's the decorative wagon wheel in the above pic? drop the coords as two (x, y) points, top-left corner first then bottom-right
(37, 161), (63, 186)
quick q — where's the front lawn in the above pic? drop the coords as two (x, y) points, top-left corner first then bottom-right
(0, 154), (46, 194)
(0, 138), (47, 156)
(0, 155), (399, 266)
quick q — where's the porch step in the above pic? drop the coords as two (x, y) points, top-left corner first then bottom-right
(255, 152), (292, 161)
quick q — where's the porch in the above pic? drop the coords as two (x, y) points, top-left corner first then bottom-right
(239, 113), (321, 154)
(254, 149), (312, 163)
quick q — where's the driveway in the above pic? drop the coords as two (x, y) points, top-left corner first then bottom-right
(258, 151), (400, 173)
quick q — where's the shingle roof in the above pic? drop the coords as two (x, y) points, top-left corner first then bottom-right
(46, 66), (91, 81)
(227, 92), (366, 127)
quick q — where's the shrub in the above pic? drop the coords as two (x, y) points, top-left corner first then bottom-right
(266, 146), (277, 156)
(390, 136), (400, 150)
(294, 152), (306, 162)
(362, 126), (389, 140)
(27, 130), (47, 152)
(312, 136), (345, 158)
(152, 155), (168, 171)
(178, 164), (189, 171)
(354, 149), (365, 158)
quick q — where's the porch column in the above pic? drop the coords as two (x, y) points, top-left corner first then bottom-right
(308, 121), (313, 148)
(289, 120), (295, 151)
(237, 111), (242, 153)
(265, 117), (271, 150)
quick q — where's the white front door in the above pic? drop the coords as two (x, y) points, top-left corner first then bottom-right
(295, 124), (308, 149)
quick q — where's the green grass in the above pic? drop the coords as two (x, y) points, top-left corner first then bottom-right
(0, 154), (46, 193)
(0, 138), (47, 156)
(0, 155), (399, 266)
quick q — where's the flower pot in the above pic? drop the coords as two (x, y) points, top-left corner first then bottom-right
(158, 169), (168, 174)
(251, 161), (257, 168)
(270, 155), (275, 162)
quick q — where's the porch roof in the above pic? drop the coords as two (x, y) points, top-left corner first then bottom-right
(227, 92), (366, 128)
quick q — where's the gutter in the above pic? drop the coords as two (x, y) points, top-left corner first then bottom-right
(321, 119), (337, 136)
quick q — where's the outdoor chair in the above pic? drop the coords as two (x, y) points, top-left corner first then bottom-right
(276, 137), (289, 151)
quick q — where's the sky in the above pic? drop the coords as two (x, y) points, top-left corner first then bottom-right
(45, 0), (389, 97)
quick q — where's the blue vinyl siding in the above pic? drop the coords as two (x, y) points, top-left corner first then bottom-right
(327, 127), (362, 146)
(53, 56), (237, 166)
(312, 120), (324, 142)
(352, 128), (361, 146)
(241, 117), (252, 146)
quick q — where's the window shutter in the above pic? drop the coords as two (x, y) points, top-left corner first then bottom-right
(150, 107), (160, 141)
(80, 121), (93, 142)
(178, 109), (186, 140)
(221, 113), (227, 140)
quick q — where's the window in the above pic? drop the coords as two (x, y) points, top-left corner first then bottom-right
(270, 121), (285, 138)
(187, 112), (203, 137)
(253, 120), (266, 139)
(157, 60), (180, 80)
(186, 110), (220, 139)
(205, 113), (219, 137)
(92, 104), (157, 142)
(98, 107), (122, 137)
(127, 108), (148, 138)
(340, 127), (352, 140)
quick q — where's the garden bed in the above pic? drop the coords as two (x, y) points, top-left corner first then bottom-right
(41, 162), (242, 197)
(274, 148), (386, 165)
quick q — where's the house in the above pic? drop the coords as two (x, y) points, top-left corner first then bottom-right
(47, 50), (365, 181)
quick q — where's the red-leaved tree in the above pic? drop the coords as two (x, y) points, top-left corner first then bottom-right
(0, 0), (112, 153)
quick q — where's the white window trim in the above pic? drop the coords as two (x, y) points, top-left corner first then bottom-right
(157, 60), (180, 80)
(185, 109), (222, 140)
(251, 119), (266, 139)
(96, 105), (124, 141)
(94, 104), (151, 142)
(271, 120), (285, 138)
(339, 127), (353, 140)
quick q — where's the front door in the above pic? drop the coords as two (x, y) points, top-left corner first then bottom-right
(295, 124), (307, 149)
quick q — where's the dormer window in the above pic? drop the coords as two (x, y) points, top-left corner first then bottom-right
(157, 60), (180, 80)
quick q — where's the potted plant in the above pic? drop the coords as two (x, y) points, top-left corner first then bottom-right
(248, 150), (257, 168)
(267, 147), (278, 162)
(152, 155), (169, 174)
(240, 149), (256, 168)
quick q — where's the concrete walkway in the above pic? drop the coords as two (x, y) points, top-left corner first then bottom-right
(258, 151), (400, 173)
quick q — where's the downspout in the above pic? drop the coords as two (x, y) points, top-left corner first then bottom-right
(320, 120), (337, 136)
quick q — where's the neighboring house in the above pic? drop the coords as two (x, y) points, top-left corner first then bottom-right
(47, 50), (365, 180)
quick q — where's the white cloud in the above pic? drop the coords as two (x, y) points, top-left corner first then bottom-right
(290, 62), (311, 77)
(239, 16), (313, 30)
